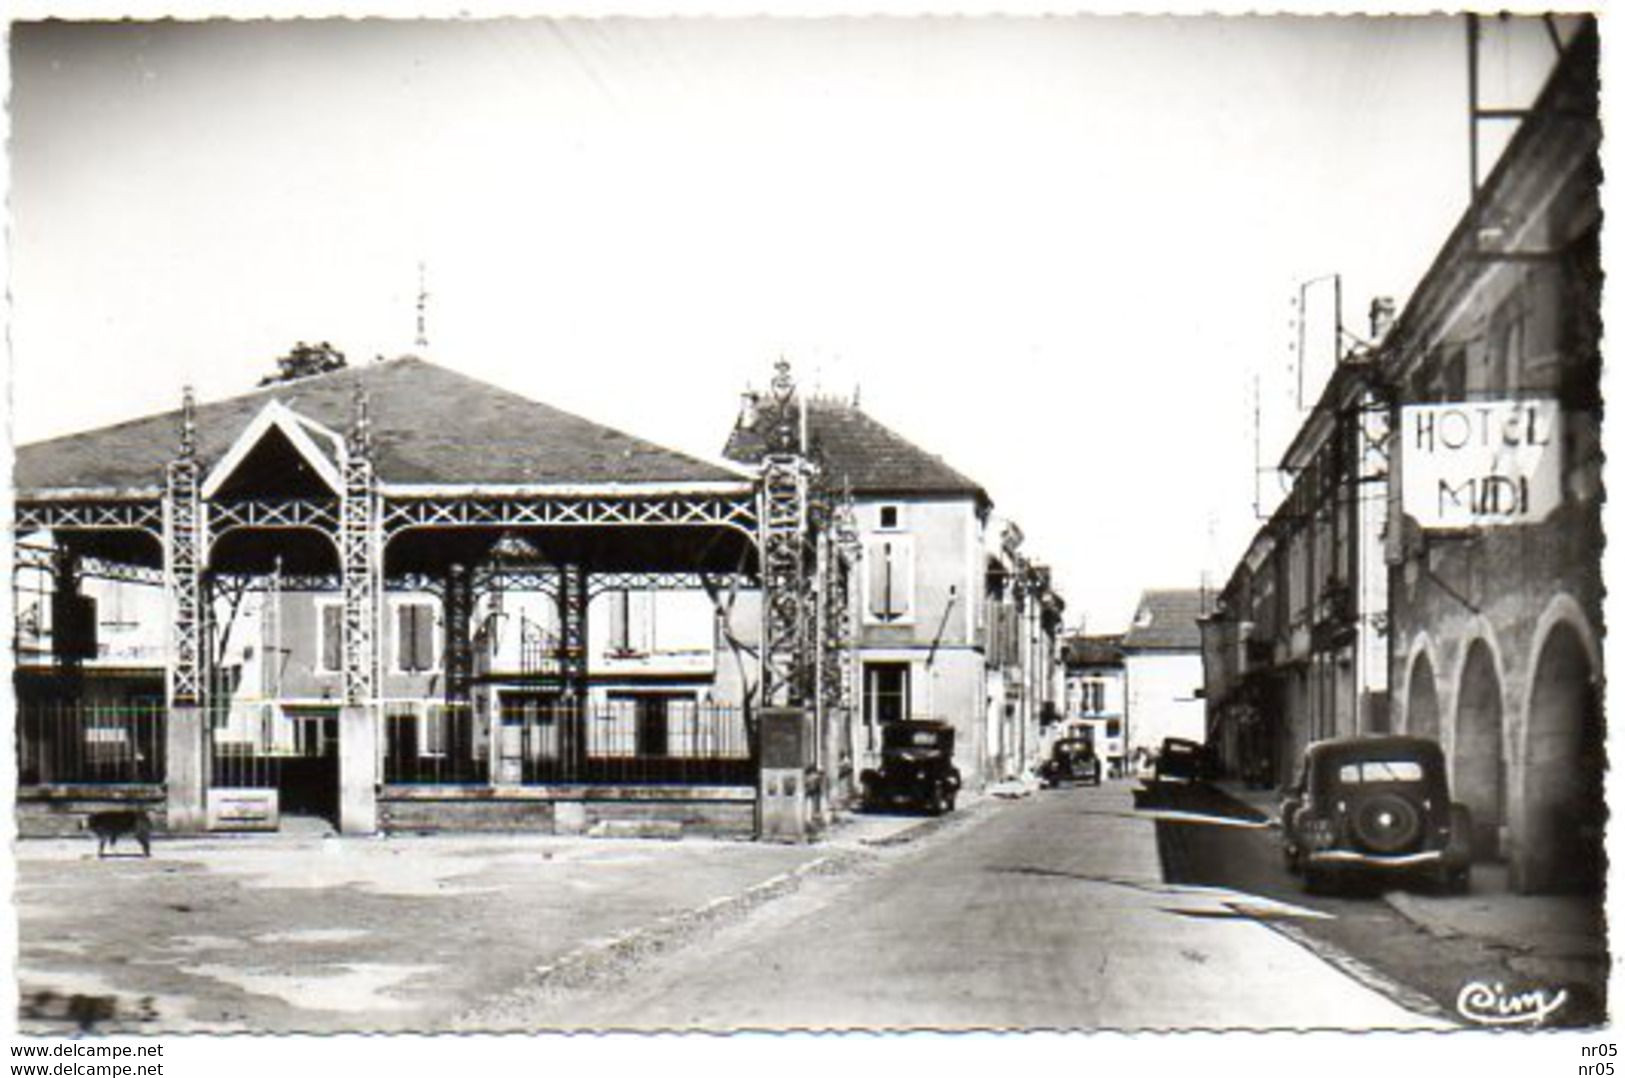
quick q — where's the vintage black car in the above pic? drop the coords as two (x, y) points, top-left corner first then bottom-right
(860, 720), (962, 815)
(1280, 735), (1472, 894)
(1152, 737), (1207, 784)
(1040, 736), (1102, 787)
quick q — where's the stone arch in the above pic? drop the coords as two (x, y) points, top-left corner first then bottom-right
(1453, 636), (1508, 861)
(1519, 597), (1604, 894)
(1403, 638), (1442, 741)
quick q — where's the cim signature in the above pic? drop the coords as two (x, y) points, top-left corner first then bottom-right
(1456, 980), (1568, 1027)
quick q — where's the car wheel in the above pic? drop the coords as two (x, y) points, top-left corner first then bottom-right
(1351, 793), (1424, 854)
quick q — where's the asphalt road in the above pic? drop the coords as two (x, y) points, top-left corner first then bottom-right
(505, 782), (1451, 1030)
(1146, 782), (1607, 1028)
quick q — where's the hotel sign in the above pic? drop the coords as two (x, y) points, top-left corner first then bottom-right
(1401, 399), (1561, 529)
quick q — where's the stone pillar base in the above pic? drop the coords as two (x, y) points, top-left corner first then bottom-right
(165, 704), (207, 833)
(339, 703), (379, 835)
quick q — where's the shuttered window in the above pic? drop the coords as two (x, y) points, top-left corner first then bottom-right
(396, 602), (437, 673)
(865, 537), (913, 623)
(319, 603), (343, 674)
(606, 591), (654, 654)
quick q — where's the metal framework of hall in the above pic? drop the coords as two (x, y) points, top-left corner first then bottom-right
(14, 359), (859, 835)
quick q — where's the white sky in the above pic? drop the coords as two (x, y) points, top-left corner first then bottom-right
(5, 10), (1577, 632)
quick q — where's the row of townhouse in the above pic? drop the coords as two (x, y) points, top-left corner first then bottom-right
(1061, 589), (1210, 777)
(1200, 21), (1601, 895)
(14, 357), (1065, 835)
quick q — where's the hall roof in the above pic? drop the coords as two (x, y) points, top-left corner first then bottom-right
(724, 396), (989, 506)
(16, 356), (749, 497)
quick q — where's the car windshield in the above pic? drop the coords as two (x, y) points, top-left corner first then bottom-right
(1336, 760), (1425, 783)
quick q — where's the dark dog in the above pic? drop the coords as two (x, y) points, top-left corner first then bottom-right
(83, 810), (152, 858)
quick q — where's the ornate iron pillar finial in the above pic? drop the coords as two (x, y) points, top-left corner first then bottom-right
(350, 379), (372, 456)
(179, 385), (197, 460)
(771, 355), (793, 399)
(766, 356), (798, 454)
(415, 261), (430, 351)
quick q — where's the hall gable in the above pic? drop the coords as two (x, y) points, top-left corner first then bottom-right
(201, 401), (346, 499)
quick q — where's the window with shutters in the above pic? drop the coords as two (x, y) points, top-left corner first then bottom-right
(864, 536), (914, 624)
(606, 590), (654, 656)
(394, 600), (439, 674)
(316, 600), (344, 674)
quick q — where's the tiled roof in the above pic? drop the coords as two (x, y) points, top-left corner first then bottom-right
(723, 396), (988, 503)
(1120, 589), (1211, 652)
(16, 356), (746, 495)
(1064, 634), (1124, 668)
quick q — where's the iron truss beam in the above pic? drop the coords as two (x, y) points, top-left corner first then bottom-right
(81, 555), (166, 587)
(207, 572), (447, 595)
(380, 494), (757, 538)
(17, 545), (168, 589)
(209, 497), (341, 535)
(16, 500), (163, 537)
(588, 570), (751, 597)
(475, 566), (559, 598)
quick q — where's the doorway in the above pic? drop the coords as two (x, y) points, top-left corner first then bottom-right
(1453, 640), (1506, 861)
(278, 706), (340, 823)
(1524, 621), (1604, 893)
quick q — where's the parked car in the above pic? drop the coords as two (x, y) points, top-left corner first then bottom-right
(1280, 735), (1472, 895)
(860, 720), (962, 815)
(1152, 737), (1207, 784)
(1040, 736), (1102, 788)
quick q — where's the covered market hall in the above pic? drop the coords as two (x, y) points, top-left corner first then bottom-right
(14, 356), (855, 839)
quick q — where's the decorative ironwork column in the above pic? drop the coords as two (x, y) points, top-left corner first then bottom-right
(50, 546), (85, 682)
(443, 562), (474, 706)
(165, 387), (206, 710)
(556, 561), (589, 775)
(758, 360), (815, 708)
(341, 385), (382, 706)
(338, 384), (383, 833)
(826, 487), (860, 790)
(164, 387), (209, 831)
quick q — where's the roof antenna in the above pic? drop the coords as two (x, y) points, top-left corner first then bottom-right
(414, 261), (430, 352)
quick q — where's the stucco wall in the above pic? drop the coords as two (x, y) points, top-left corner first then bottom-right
(1124, 651), (1206, 753)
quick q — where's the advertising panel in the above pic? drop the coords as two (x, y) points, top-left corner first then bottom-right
(1400, 399), (1561, 528)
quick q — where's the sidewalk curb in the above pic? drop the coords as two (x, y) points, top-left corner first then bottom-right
(457, 799), (992, 1026)
(1262, 917), (1460, 1027)
(454, 847), (866, 1027)
(845, 795), (989, 848)
(1380, 889), (1465, 943)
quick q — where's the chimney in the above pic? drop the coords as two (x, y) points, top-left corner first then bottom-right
(738, 390), (759, 430)
(1369, 297), (1397, 344)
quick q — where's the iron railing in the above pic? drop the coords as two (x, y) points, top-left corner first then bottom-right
(383, 701), (483, 784)
(16, 701), (166, 785)
(387, 699), (757, 786)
